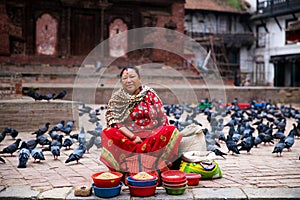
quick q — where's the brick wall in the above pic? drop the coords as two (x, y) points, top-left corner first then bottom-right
(0, 99), (79, 132)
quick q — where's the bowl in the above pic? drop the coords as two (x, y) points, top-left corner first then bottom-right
(161, 170), (186, 183)
(91, 171), (123, 188)
(92, 182), (123, 198)
(128, 184), (157, 197)
(126, 176), (158, 187)
(185, 173), (201, 186)
(162, 180), (187, 188)
(163, 184), (188, 195)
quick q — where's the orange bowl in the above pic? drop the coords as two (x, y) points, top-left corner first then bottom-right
(91, 171), (123, 188)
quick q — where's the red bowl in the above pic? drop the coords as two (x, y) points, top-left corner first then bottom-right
(185, 173), (201, 186)
(162, 180), (188, 188)
(161, 170), (186, 183)
(91, 171), (123, 188)
(128, 184), (157, 197)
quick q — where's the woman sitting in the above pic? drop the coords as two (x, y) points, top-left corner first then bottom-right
(100, 66), (182, 176)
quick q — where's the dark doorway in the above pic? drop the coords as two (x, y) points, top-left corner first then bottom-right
(71, 12), (97, 55)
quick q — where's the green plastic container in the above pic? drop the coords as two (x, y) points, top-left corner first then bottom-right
(163, 184), (188, 195)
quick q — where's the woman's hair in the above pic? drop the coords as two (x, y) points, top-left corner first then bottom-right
(119, 66), (140, 78)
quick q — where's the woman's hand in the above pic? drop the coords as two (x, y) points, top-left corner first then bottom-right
(133, 136), (142, 143)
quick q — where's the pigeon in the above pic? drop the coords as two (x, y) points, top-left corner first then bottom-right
(60, 125), (73, 135)
(0, 130), (7, 144)
(37, 135), (51, 147)
(17, 141), (31, 168)
(0, 138), (22, 156)
(50, 120), (65, 132)
(237, 135), (255, 154)
(26, 139), (38, 152)
(31, 148), (45, 162)
(0, 156), (5, 163)
(9, 128), (19, 139)
(27, 90), (43, 101)
(86, 136), (96, 153)
(41, 93), (56, 101)
(78, 104), (92, 116)
(65, 120), (75, 128)
(43, 135), (63, 160)
(48, 131), (63, 141)
(62, 137), (74, 150)
(225, 135), (240, 155)
(65, 143), (87, 164)
(207, 145), (227, 159)
(32, 122), (50, 136)
(53, 89), (67, 100)
(272, 138), (286, 156)
(284, 127), (295, 151)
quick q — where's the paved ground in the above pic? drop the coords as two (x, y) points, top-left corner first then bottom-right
(0, 101), (300, 199)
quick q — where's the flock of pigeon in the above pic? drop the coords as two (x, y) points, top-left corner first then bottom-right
(0, 103), (104, 168)
(25, 88), (67, 101)
(164, 98), (300, 158)
(0, 97), (299, 169)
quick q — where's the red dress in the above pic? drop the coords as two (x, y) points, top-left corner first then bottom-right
(100, 91), (182, 173)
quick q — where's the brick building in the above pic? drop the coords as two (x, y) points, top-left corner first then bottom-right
(0, 0), (185, 67)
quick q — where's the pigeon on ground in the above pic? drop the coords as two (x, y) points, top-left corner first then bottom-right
(284, 126), (295, 151)
(65, 143), (87, 164)
(0, 138), (22, 156)
(272, 138), (286, 157)
(31, 148), (45, 162)
(62, 137), (74, 150)
(53, 89), (67, 100)
(17, 141), (31, 168)
(237, 135), (255, 154)
(37, 135), (51, 147)
(26, 139), (38, 152)
(50, 120), (65, 132)
(207, 145), (227, 159)
(86, 136), (96, 153)
(32, 122), (50, 136)
(225, 135), (240, 155)
(0, 130), (8, 144)
(78, 103), (93, 116)
(9, 128), (19, 139)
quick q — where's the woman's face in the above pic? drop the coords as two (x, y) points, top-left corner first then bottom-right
(121, 68), (142, 94)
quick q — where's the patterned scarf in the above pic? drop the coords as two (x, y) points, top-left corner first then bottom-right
(106, 85), (159, 126)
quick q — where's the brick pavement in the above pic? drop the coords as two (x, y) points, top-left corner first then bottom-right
(0, 103), (300, 199)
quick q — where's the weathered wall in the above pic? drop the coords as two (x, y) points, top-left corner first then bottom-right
(0, 100), (80, 132)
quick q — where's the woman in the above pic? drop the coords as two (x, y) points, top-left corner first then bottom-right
(100, 66), (182, 174)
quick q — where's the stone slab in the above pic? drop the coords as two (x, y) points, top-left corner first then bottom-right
(192, 188), (247, 200)
(243, 188), (300, 200)
(0, 186), (39, 200)
(39, 187), (73, 199)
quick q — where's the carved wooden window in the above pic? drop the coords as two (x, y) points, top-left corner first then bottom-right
(109, 18), (128, 57)
(36, 13), (57, 55)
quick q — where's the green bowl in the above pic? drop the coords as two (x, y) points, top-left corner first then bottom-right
(163, 184), (188, 195)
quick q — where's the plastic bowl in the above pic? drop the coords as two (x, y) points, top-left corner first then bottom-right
(91, 171), (123, 188)
(128, 184), (157, 197)
(162, 180), (188, 188)
(92, 182), (123, 198)
(163, 184), (188, 195)
(185, 173), (201, 186)
(161, 170), (186, 183)
(126, 176), (158, 187)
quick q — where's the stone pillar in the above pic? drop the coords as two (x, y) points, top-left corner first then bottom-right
(0, 4), (10, 55)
